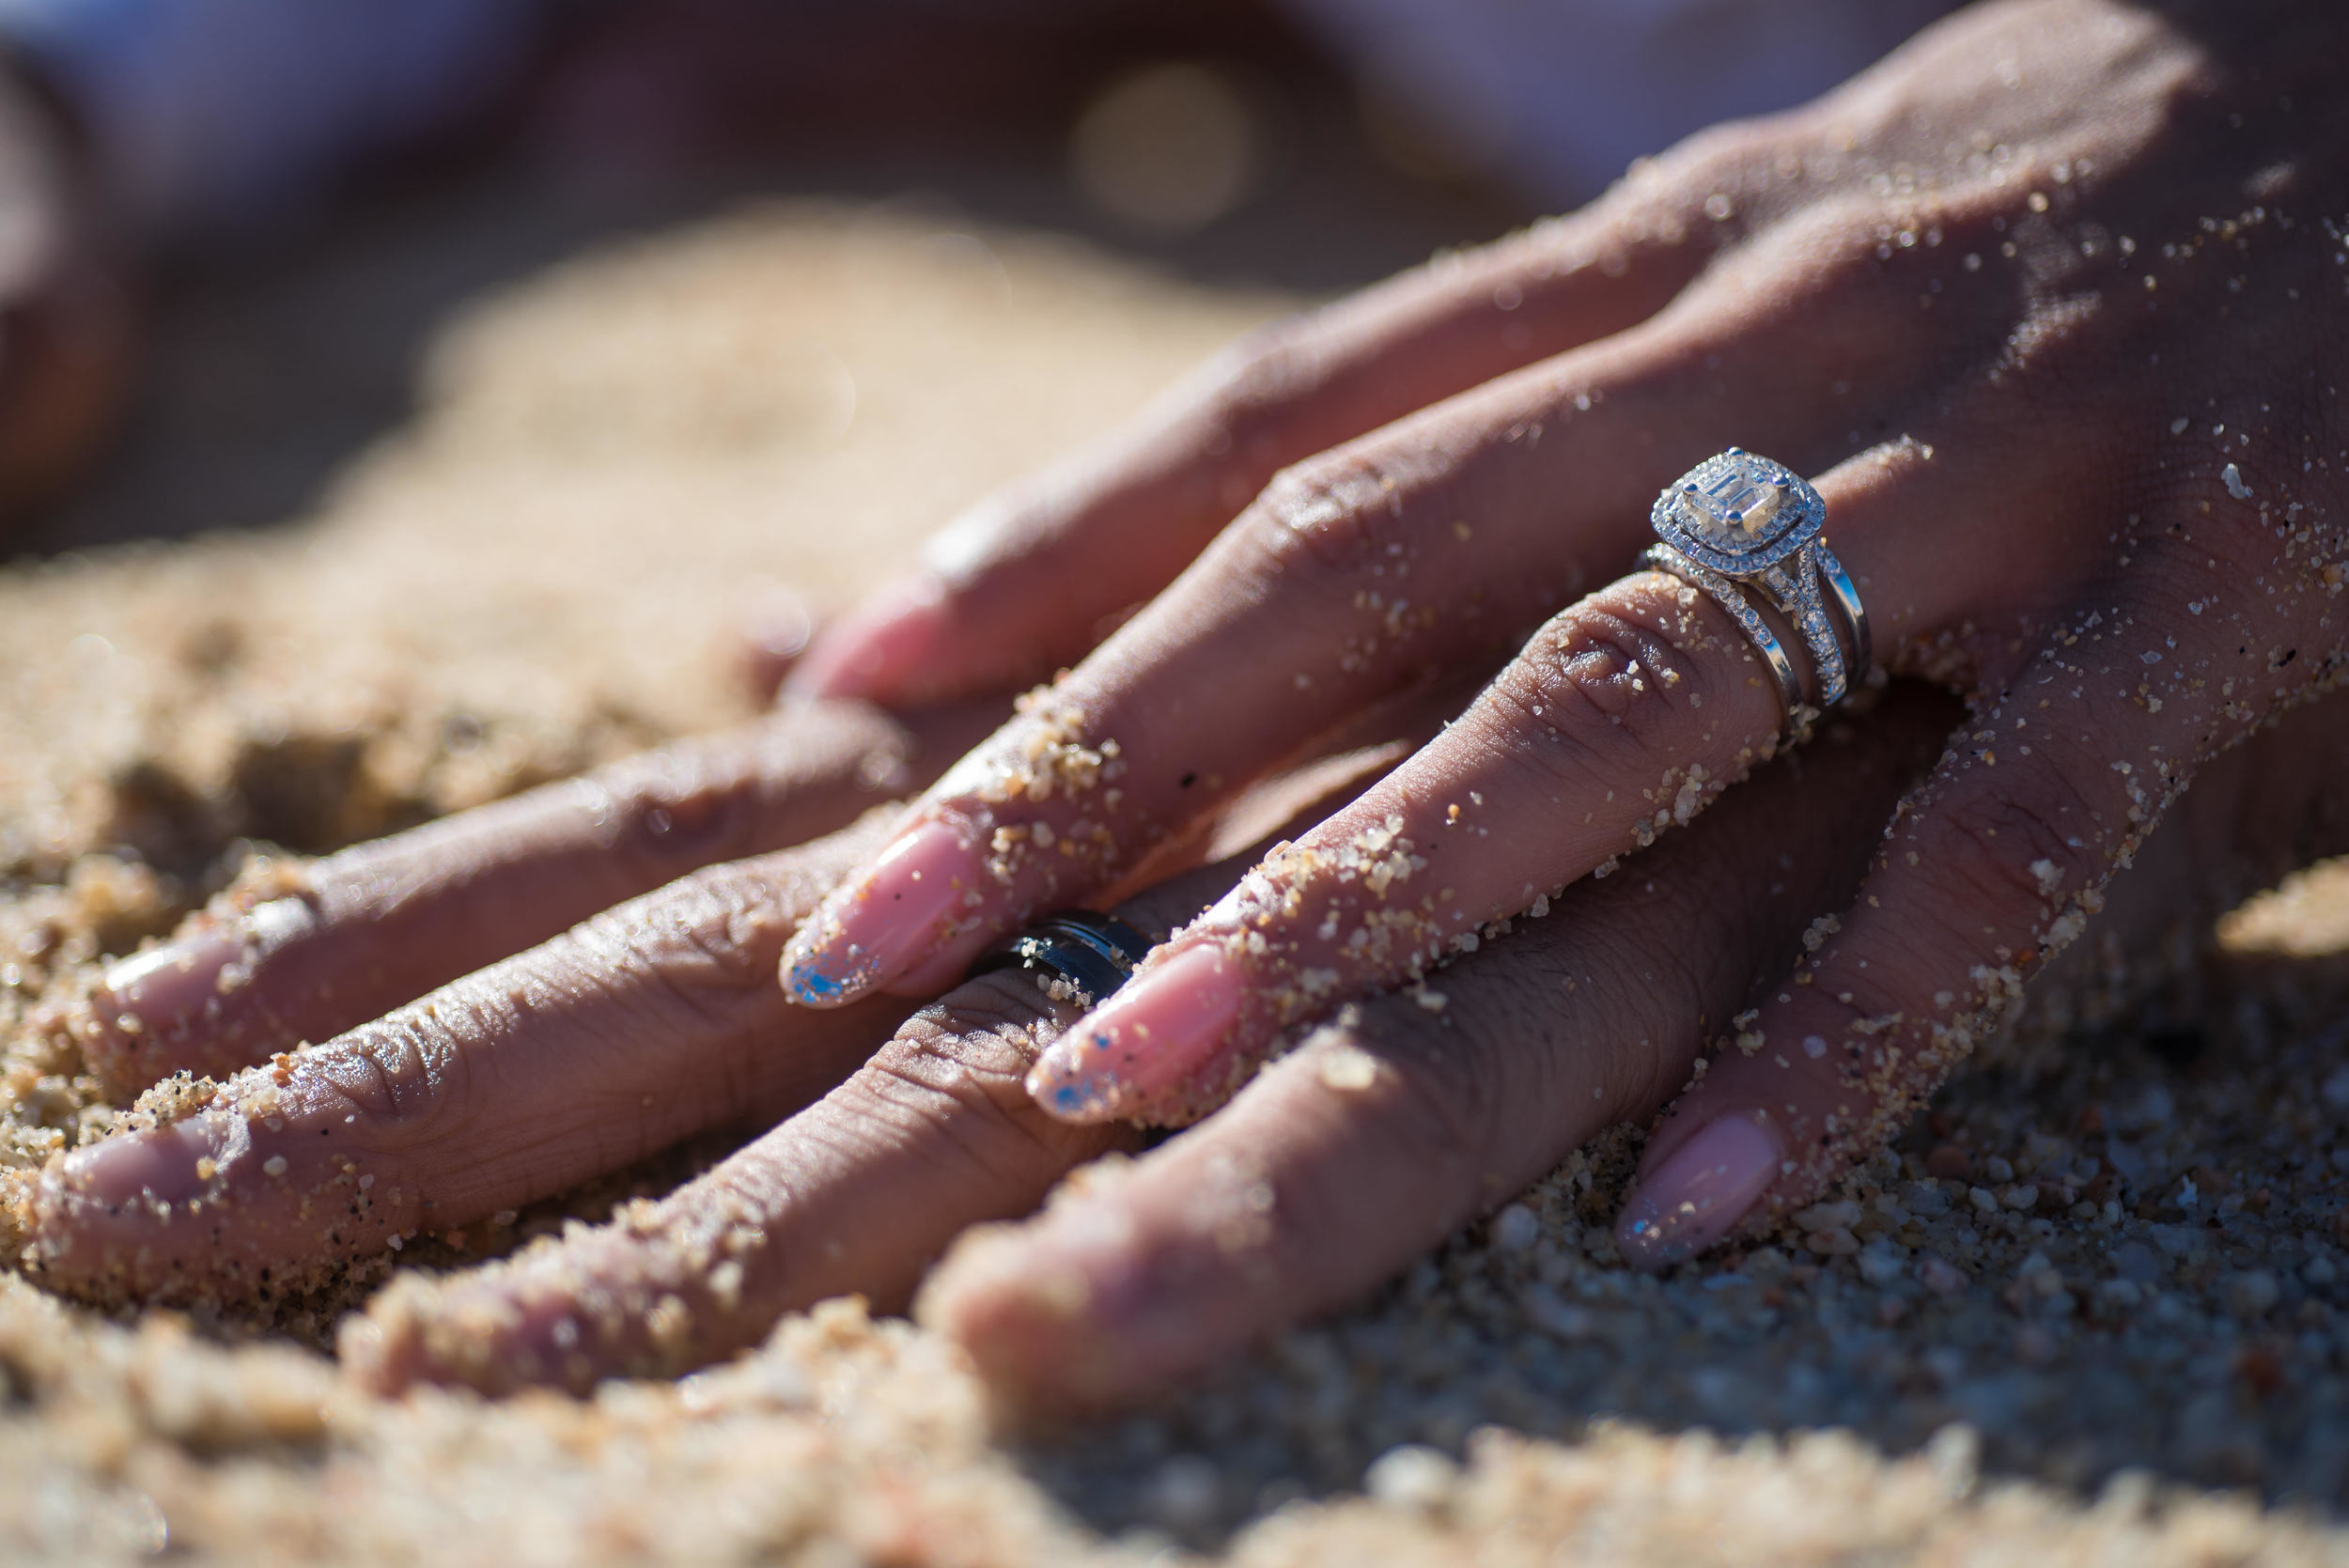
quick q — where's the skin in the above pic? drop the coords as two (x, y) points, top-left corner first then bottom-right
(783, 0), (2349, 1256)
(30, 0), (2349, 1409)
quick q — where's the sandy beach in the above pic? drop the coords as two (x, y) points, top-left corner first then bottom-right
(6, 100), (2349, 1563)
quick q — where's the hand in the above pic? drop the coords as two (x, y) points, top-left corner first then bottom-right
(776, 0), (2349, 1262)
(35, 681), (2341, 1410)
(24, 677), (1940, 1395)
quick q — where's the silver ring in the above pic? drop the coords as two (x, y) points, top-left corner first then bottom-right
(968, 910), (1155, 1006)
(1646, 448), (1872, 714)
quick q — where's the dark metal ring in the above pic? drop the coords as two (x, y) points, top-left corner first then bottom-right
(968, 910), (1156, 1007)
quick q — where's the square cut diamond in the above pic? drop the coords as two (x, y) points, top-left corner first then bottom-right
(1677, 457), (1784, 544)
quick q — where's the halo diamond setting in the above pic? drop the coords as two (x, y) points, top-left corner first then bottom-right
(1643, 447), (1869, 722)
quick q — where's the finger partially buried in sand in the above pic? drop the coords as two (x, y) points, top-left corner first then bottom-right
(69, 700), (997, 1097)
(351, 692), (1954, 1405)
(342, 968), (1143, 1395)
(334, 744), (1443, 1395)
(25, 816), (912, 1311)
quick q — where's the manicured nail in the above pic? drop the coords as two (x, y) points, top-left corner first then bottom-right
(1027, 943), (1239, 1123)
(780, 817), (977, 1006)
(1614, 1111), (1785, 1270)
(781, 576), (949, 703)
(98, 898), (311, 1039)
(50, 1116), (222, 1211)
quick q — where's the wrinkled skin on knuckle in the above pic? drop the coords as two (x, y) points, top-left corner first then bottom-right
(1197, 318), (1338, 456)
(1434, 931), (1687, 1129)
(1237, 453), (1420, 586)
(1503, 595), (1713, 745)
(579, 864), (792, 1026)
(599, 747), (779, 877)
(855, 977), (1101, 1171)
(1897, 766), (2113, 961)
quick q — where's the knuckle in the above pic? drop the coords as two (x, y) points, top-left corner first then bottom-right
(1243, 453), (1403, 582)
(863, 1041), (1025, 1134)
(863, 988), (1095, 1172)
(1201, 318), (1331, 443)
(1491, 594), (1716, 768)
(599, 745), (766, 876)
(1902, 768), (2104, 936)
(580, 868), (786, 1032)
(303, 1020), (459, 1142)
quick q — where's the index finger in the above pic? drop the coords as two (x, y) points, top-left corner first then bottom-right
(786, 166), (1730, 707)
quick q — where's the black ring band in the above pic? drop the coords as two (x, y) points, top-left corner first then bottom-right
(968, 910), (1156, 1006)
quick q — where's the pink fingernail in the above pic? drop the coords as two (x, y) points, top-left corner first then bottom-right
(782, 577), (949, 703)
(1614, 1112), (1785, 1270)
(52, 1117), (222, 1209)
(1027, 943), (1239, 1123)
(97, 899), (310, 1040)
(781, 818), (977, 1006)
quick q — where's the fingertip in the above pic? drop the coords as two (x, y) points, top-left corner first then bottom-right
(1023, 944), (1242, 1124)
(917, 1220), (1139, 1414)
(1614, 1110), (1786, 1272)
(779, 816), (984, 1007)
(782, 576), (950, 705)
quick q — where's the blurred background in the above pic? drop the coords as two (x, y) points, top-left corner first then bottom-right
(0, 0), (1948, 558)
(0, 0), (1513, 556)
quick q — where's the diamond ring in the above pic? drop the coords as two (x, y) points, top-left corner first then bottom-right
(1641, 448), (1871, 728)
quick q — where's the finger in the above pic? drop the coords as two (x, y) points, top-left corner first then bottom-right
(784, 174), (1732, 706)
(1024, 431), (2049, 1124)
(922, 689), (1959, 1411)
(72, 699), (999, 1094)
(780, 225), (1991, 1008)
(1614, 560), (2349, 1265)
(27, 815), (914, 1310)
(341, 967), (1137, 1395)
(333, 735), (1438, 1394)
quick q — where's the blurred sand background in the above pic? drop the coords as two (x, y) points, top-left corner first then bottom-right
(7, 8), (2349, 1563)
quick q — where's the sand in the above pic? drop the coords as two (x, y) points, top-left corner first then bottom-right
(6, 154), (2349, 1563)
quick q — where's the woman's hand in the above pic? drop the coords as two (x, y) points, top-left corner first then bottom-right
(35, 680), (2346, 1409)
(776, 0), (2349, 1262)
(24, 681), (1952, 1397)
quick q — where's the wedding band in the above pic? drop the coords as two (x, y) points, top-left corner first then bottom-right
(969, 910), (1156, 1005)
(1645, 448), (1872, 718)
(1642, 541), (1809, 726)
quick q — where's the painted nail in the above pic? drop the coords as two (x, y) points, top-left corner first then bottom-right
(50, 1116), (223, 1210)
(780, 817), (977, 1006)
(1027, 943), (1240, 1123)
(1613, 1111), (1785, 1270)
(781, 576), (949, 703)
(97, 898), (311, 1039)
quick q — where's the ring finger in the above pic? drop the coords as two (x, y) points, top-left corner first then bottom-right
(1026, 422), (2080, 1125)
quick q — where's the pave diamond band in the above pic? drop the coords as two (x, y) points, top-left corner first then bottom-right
(1642, 541), (1812, 733)
(1646, 448), (1872, 728)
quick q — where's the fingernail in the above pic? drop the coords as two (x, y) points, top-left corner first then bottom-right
(52, 1117), (222, 1210)
(97, 898), (310, 1039)
(1614, 1112), (1785, 1270)
(781, 817), (977, 1005)
(1027, 943), (1239, 1123)
(782, 577), (949, 703)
